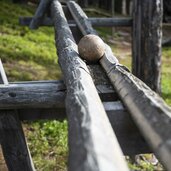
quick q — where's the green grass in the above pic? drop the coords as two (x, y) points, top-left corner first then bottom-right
(161, 47), (171, 105)
(0, 1), (66, 170)
(0, 0), (171, 171)
(24, 120), (68, 171)
(0, 0), (61, 82)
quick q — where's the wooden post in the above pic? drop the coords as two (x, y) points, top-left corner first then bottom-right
(29, 0), (51, 29)
(111, 0), (115, 37)
(0, 60), (35, 171)
(132, 0), (163, 93)
(122, 0), (127, 15)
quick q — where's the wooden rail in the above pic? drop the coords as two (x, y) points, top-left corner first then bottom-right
(50, 1), (129, 170)
(0, 0), (170, 171)
(20, 16), (132, 27)
(67, 1), (171, 170)
(0, 80), (150, 155)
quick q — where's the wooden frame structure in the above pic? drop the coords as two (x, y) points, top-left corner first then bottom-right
(0, 0), (171, 171)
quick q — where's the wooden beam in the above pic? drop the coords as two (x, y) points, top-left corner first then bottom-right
(19, 16), (132, 27)
(29, 0), (52, 29)
(132, 0), (163, 93)
(0, 80), (117, 109)
(0, 79), (150, 155)
(51, 1), (129, 171)
(0, 61), (35, 171)
(67, 1), (171, 170)
(100, 55), (171, 171)
(67, 2), (97, 35)
(17, 101), (150, 156)
(89, 17), (132, 27)
(19, 16), (53, 26)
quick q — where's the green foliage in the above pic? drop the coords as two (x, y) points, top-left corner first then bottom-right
(25, 120), (68, 171)
(161, 49), (171, 105)
(0, 0), (60, 81)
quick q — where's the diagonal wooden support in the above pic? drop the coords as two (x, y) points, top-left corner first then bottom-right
(0, 59), (35, 171)
(29, 0), (52, 29)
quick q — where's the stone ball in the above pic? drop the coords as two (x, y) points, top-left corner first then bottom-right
(78, 34), (105, 62)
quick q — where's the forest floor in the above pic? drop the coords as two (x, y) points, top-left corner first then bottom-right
(0, 0), (171, 170)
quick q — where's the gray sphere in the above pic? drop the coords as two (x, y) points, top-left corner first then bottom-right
(78, 34), (105, 62)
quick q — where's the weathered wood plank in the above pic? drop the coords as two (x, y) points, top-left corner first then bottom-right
(20, 16), (132, 27)
(0, 80), (65, 109)
(0, 61), (35, 171)
(67, 0), (150, 158)
(67, 1), (171, 170)
(100, 55), (171, 171)
(105, 102), (151, 156)
(19, 16), (53, 26)
(89, 17), (132, 27)
(0, 78), (149, 155)
(18, 108), (66, 121)
(51, 1), (129, 171)
(29, 0), (52, 29)
(0, 111), (35, 171)
(0, 81), (117, 109)
(17, 102), (150, 156)
(67, 1), (97, 35)
(132, 0), (163, 93)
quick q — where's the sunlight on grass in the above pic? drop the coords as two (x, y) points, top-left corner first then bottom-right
(24, 120), (68, 171)
(0, 0), (60, 82)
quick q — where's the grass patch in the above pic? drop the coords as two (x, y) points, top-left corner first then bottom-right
(0, 0), (60, 82)
(24, 120), (68, 171)
(161, 47), (171, 105)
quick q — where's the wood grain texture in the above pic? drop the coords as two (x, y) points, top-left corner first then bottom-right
(0, 80), (66, 109)
(0, 63), (35, 171)
(0, 111), (35, 171)
(0, 78), (149, 155)
(100, 55), (171, 171)
(66, 1), (171, 170)
(132, 0), (163, 93)
(17, 103), (151, 156)
(19, 16), (53, 26)
(0, 80), (118, 109)
(66, 0), (151, 158)
(67, 1), (97, 36)
(66, 0), (119, 65)
(51, 1), (129, 171)
(20, 16), (132, 27)
(89, 17), (132, 27)
(29, 0), (52, 29)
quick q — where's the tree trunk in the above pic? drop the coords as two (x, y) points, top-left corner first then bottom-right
(132, 0), (163, 93)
